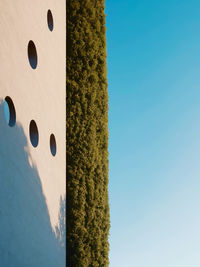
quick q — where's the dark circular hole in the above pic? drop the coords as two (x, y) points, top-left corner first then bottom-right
(28, 41), (38, 69)
(3, 96), (16, 127)
(50, 134), (56, 156)
(29, 120), (39, 147)
(47, 10), (54, 31)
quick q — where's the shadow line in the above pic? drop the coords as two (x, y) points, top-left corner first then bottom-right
(0, 102), (65, 267)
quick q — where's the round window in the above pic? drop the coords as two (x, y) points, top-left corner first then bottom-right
(3, 96), (16, 127)
(29, 120), (39, 147)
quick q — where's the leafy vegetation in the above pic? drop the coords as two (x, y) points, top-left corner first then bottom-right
(66, 0), (110, 266)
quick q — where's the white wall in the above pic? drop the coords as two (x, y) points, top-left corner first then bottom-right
(0, 1), (66, 266)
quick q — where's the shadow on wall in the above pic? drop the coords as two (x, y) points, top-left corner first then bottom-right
(56, 195), (66, 249)
(0, 102), (65, 267)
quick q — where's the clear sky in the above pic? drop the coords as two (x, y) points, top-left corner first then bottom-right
(106, 1), (200, 266)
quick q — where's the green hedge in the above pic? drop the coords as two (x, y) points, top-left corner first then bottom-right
(66, 0), (110, 266)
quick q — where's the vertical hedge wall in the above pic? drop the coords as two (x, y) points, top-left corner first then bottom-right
(66, 0), (110, 266)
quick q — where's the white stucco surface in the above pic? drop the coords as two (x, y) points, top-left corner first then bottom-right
(0, 1), (66, 266)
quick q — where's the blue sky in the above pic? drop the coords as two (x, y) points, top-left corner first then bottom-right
(3, 100), (9, 125)
(106, 1), (200, 266)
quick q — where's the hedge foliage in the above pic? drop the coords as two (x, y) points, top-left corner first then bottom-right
(66, 0), (110, 266)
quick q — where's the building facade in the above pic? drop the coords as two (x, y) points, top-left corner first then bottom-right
(0, 1), (66, 266)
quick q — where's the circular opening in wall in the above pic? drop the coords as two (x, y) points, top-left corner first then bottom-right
(47, 10), (54, 31)
(29, 120), (39, 147)
(28, 41), (38, 69)
(3, 96), (16, 127)
(50, 134), (56, 156)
